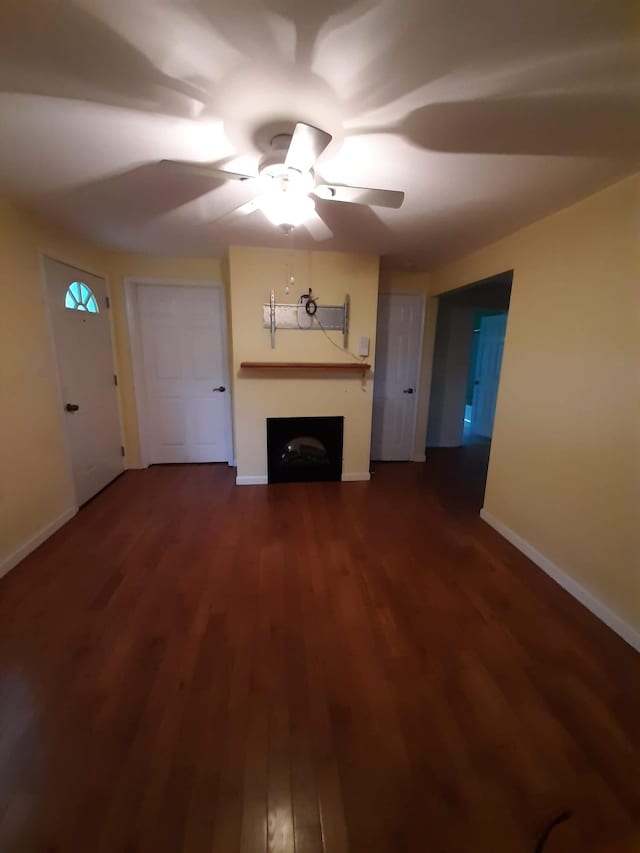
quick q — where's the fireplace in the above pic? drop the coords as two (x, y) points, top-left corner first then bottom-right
(266, 416), (344, 483)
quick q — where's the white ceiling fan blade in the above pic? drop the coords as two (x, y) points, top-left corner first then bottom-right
(304, 211), (333, 241)
(284, 123), (332, 173)
(314, 184), (404, 209)
(211, 195), (263, 224)
(161, 159), (254, 182)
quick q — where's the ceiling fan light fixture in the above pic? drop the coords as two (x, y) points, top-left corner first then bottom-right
(162, 122), (404, 238)
(259, 190), (315, 228)
(287, 168), (315, 194)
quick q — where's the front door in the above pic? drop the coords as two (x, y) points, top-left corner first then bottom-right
(371, 293), (424, 461)
(44, 257), (123, 505)
(137, 284), (230, 464)
(470, 312), (507, 437)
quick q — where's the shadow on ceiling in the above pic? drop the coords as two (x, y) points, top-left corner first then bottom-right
(357, 93), (640, 161)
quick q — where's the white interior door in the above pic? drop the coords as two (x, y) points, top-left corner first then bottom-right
(44, 257), (123, 505)
(137, 284), (230, 464)
(470, 312), (507, 437)
(371, 293), (424, 461)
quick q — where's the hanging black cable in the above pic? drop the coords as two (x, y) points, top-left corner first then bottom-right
(302, 288), (317, 316)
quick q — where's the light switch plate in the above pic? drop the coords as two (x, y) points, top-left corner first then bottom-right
(358, 336), (370, 357)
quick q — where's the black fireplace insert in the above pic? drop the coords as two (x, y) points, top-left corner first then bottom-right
(266, 416), (344, 483)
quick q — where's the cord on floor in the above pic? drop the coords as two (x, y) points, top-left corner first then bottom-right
(534, 811), (572, 852)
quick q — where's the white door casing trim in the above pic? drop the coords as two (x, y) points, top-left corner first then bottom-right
(411, 294), (426, 461)
(480, 508), (640, 653)
(236, 475), (268, 486)
(125, 278), (234, 468)
(38, 250), (124, 508)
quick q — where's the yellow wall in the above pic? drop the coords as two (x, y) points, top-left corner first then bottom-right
(431, 175), (640, 634)
(379, 270), (436, 461)
(229, 246), (379, 480)
(379, 269), (431, 295)
(0, 202), (109, 571)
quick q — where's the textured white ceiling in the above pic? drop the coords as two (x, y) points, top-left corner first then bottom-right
(0, 0), (638, 268)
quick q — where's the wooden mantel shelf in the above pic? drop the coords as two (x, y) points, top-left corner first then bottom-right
(240, 361), (371, 371)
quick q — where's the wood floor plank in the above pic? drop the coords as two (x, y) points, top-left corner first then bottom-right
(0, 460), (639, 852)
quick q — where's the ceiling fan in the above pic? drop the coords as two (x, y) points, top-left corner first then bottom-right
(161, 122), (404, 241)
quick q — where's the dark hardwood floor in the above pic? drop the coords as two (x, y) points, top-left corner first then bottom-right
(0, 462), (638, 852)
(422, 442), (492, 517)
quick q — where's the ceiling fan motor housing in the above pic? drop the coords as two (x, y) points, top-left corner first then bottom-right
(258, 134), (292, 177)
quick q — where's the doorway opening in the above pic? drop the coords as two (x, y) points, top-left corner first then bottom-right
(463, 309), (508, 446)
(425, 271), (512, 513)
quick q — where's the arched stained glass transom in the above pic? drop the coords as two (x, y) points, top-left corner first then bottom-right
(65, 281), (99, 313)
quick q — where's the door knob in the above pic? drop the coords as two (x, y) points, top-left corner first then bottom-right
(213, 386), (226, 393)
(65, 403), (79, 412)
(403, 388), (414, 394)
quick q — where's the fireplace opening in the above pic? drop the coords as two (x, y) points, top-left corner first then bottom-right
(281, 436), (329, 467)
(267, 416), (343, 483)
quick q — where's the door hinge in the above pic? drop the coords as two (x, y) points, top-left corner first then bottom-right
(120, 445), (125, 457)
(105, 296), (111, 309)
(113, 373), (118, 386)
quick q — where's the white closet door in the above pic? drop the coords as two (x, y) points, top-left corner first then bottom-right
(138, 285), (230, 463)
(371, 293), (424, 461)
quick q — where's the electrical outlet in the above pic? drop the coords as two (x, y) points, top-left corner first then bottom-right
(358, 336), (370, 357)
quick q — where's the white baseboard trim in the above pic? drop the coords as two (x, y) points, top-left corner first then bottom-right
(236, 475), (268, 485)
(0, 506), (77, 581)
(480, 508), (640, 652)
(341, 472), (371, 482)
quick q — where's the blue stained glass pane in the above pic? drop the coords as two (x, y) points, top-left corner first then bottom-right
(65, 281), (99, 313)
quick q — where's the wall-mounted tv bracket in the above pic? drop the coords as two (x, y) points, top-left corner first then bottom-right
(263, 291), (350, 349)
